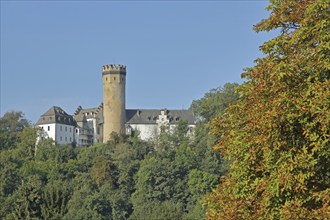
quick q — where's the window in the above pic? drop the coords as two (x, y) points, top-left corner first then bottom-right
(114, 77), (116, 81)
(60, 136), (62, 141)
(65, 137), (67, 141)
(70, 137), (72, 142)
(76, 129), (78, 133)
(70, 127), (71, 132)
(48, 126), (50, 131)
(65, 127), (67, 132)
(60, 126), (62, 131)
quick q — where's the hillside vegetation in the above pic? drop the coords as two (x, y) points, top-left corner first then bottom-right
(0, 83), (239, 220)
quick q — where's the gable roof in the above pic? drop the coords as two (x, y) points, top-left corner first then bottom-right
(74, 104), (104, 125)
(36, 106), (195, 126)
(36, 106), (76, 126)
(125, 109), (195, 125)
(75, 107), (99, 119)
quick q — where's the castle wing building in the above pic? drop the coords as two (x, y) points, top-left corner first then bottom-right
(73, 103), (104, 144)
(36, 106), (76, 145)
(125, 109), (195, 140)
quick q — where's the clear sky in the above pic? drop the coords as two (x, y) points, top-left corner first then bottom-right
(1, 0), (276, 123)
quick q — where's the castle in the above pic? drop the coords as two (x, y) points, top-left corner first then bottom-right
(36, 64), (196, 146)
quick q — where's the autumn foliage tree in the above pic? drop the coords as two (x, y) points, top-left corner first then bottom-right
(206, 0), (329, 219)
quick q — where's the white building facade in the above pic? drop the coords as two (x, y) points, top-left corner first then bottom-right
(36, 106), (88, 146)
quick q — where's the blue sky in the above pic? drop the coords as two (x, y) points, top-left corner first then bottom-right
(1, 0), (276, 123)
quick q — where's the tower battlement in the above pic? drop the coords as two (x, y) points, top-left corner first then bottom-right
(102, 64), (126, 72)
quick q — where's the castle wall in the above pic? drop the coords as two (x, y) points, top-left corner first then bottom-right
(128, 123), (196, 140)
(55, 124), (75, 145)
(38, 124), (56, 141)
(37, 123), (74, 145)
(129, 124), (158, 140)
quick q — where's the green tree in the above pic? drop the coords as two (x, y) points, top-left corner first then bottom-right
(129, 201), (183, 220)
(0, 111), (30, 149)
(206, 0), (330, 219)
(190, 83), (239, 122)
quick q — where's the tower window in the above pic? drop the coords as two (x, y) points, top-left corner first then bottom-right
(48, 126), (50, 131)
(114, 77), (116, 81)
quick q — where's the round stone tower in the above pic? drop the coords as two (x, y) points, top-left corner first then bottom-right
(102, 64), (126, 142)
